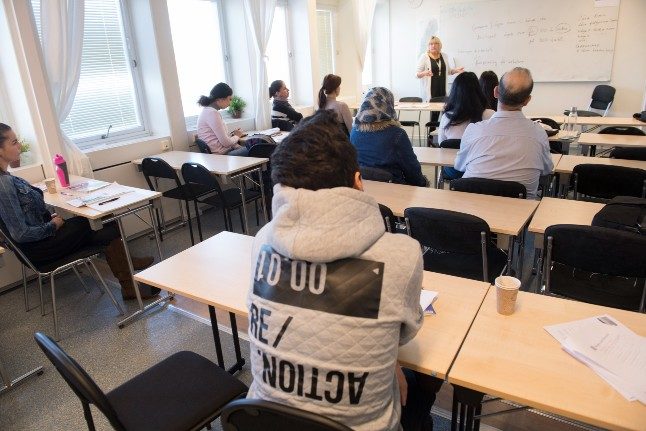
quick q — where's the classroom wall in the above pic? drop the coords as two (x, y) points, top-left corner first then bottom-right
(387, 0), (646, 117)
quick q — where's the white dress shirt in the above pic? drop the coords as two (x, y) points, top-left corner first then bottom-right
(454, 110), (553, 199)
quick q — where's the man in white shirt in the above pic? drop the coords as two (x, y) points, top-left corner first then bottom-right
(454, 67), (553, 199)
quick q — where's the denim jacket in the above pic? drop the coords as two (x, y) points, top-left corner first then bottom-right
(0, 172), (55, 243)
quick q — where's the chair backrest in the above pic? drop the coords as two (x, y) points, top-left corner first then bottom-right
(141, 157), (182, 191)
(399, 97), (422, 103)
(450, 177), (527, 199)
(221, 399), (353, 431)
(248, 143), (277, 159)
(194, 138), (212, 154)
(439, 139), (461, 149)
(590, 85), (616, 110)
(609, 147), (646, 161)
(429, 96), (448, 103)
(33, 332), (125, 431)
(404, 207), (490, 254)
(378, 203), (396, 233)
(599, 126), (645, 136)
(180, 162), (226, 203)
(573, 164), (646, 199)
(360, 166), (393, 183)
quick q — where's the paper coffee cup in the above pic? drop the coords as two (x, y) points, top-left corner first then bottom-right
(495, 276), (521, 315)
(44, 178), (57, 194)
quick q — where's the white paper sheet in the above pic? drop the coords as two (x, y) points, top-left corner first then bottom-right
(420, 290), (439, 315)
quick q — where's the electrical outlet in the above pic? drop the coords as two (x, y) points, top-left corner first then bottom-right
(160, 139), (171, 151)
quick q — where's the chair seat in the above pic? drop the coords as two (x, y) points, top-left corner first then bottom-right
(423, 246), (507, 283)
(162, 183), (213, 200)
(107, 351), (247, 431)
(549, 263), (643, 311)
(34, 245), (105, 273)
(201, 188), (262, 209)
(400, 121), (420, 127)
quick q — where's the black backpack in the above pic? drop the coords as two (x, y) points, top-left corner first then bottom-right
(591, 196), (646, 235)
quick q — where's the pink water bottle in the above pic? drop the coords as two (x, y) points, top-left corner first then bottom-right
(53, 154), (70, 187)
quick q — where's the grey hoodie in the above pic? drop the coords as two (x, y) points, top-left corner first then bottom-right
(247, 184), (424, 431)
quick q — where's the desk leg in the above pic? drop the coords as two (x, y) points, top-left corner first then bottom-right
(434, 166), (440, 189)
(0, 358), (43, 396)
(257, 167), (269, 223)
(208, 306), (246, 375)
(116, 205), (173, 329)
(506, 236), (515, 276)
(236, 176), (250, 234)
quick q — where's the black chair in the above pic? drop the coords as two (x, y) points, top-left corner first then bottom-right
(572, 164), (646, 200)
(360, 166), (393, 183)
(141, 157), (213, 246)
(221, 399), (352, 431)
(181, 162), (263, 235)
(541, 225), (646, 312)
(404, 208), (506, 283)
(243, 134), (276, 151)
(450, 177), (527, 199)
(399, 97), (423, 145)
(590, 126), (645, 156)
(195, 138), (212, 154)
(437, 139), (462, 188)
(564, 85), (616, 117)
(378, 203), (397, 233)
(425, 96), (448, 143)
(34, 332), (248, 431)
(248, 143), (277, 218)
(0, 218), (123, 341)
(610, 147), (646, 161)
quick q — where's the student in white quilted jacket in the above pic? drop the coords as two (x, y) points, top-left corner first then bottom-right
(247, 110), (441, 431)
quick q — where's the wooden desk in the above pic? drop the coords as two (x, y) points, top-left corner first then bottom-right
(554, 155), (646, 174)
(350, 101), (445, 112)
(449, 290), (646, 431)
(363, 180), (538, 236)
(132, 151), (269, 233)
(578, 133), (646, 148)
(528, 198), (604, 235)
(414, 147), (561, 170)
(543, 115), (645, 128)
(135, 231), (491, 378)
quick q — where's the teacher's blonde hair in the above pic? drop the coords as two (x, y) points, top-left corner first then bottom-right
(427, 35), (442, 52)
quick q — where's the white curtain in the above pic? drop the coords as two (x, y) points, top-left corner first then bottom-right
(41, 0), (93, 177)
(243, 0), (277, 131)
(351, 0), (377, 70)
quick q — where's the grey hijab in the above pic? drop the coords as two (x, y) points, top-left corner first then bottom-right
(354, 87), (400, 131)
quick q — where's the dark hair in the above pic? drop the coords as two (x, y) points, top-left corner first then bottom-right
(0, 123), (11, 148)
(271, 110), (358, 190)
(317, 74), (342, 110)
(479, 70), (498, 111)
(269, 80), (284, 99)
(443, 72), (487, 128)
(498, 67), (533, 108)
(197, 82), (233, 107)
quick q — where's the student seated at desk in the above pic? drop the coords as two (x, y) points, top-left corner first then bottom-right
(454, 67), (553, 199)
(196, 82), (248, 156)
(269, 80), (302, 131)
(0, 124), (157, 299)
(247, 110), (440, 431)
(350, 87), (428, 187)
(318, 74), (353, 135)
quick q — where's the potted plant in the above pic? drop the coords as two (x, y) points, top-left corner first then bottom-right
(227, 95), (246, 119)
(9, 138), (30, 168)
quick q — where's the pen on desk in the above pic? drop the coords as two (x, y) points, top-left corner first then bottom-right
(98, 197), (120, 206)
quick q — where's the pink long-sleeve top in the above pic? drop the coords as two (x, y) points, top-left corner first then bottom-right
(196, 106), (242, 154)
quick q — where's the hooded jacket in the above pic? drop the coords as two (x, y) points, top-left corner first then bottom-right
(247, 184), (424, 431)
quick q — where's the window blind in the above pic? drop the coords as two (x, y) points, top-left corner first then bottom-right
(316, 9), (335, 83)
(31, 0), (144, 145)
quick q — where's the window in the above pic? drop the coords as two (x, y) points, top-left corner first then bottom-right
(316, 9), (335, 83)
(168, 0), (229, 130)
(362, 36), (373, 87)
(266, 4), (292, 91)
(31, 0), (146, 148)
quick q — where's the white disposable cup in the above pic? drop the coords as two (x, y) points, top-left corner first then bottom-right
(495, 276), (521, 315)
(44, 178), (57, 194)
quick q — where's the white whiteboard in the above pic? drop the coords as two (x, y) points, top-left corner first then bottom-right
(439, 0), (620, 82)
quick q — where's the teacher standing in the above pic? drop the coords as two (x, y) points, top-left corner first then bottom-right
(416, 36), (463, 102)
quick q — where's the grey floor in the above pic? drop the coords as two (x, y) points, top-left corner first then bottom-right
(0, 196), (540, 430)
